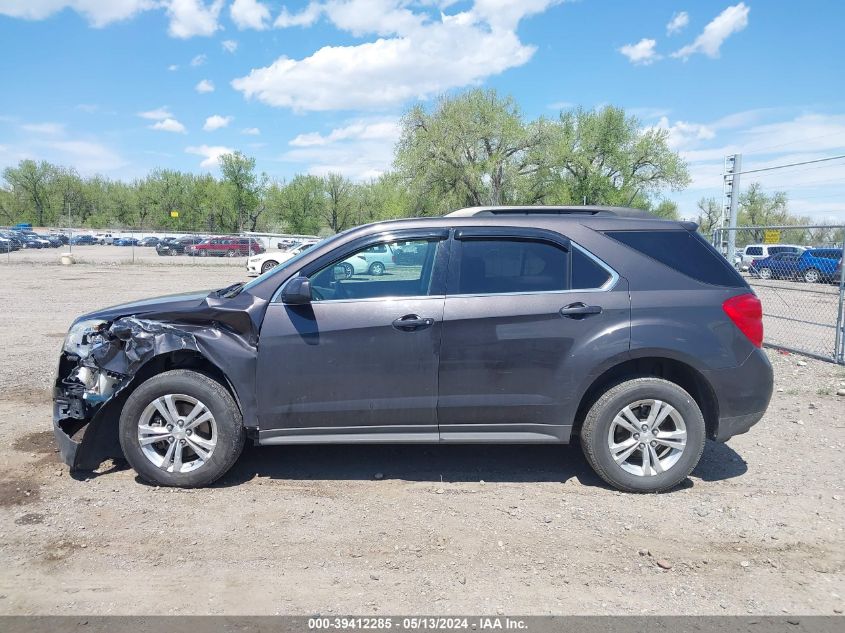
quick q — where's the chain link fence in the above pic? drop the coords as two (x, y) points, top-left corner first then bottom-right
(712, 225), (845, 364)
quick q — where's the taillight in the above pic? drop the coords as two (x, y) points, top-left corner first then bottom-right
(722, 293), (763, 348)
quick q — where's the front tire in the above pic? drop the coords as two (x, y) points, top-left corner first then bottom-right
(118, 370), (245, 487)
(803, 268), (820, 283)
(758, 267), (772, 279)
(261, 260), (279, 274)
(579, 378), (706, 493)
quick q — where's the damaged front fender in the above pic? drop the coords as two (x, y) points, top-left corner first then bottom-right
(53, 291), (265, 471)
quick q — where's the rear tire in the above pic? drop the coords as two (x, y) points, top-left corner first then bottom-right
(803, 268), (820, 283)
(261, 260), (279, 274)
(118, 370), (245, 487)
(758, 267), (772, 279)
(580, 378), (706, 493)
(369, 261), (385, 276)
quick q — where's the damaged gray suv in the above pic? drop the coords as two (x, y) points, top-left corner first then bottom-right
(54, 206), (773, 492)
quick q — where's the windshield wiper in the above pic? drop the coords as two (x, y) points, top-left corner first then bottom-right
(216, 282), (245, 298)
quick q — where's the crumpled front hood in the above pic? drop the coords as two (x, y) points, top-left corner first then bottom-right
(74, 290), (213, 325)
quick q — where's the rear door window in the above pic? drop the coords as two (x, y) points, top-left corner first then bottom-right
(605, 230), (746, 288)
(745, 246), (763, 256)
(455, 239), (569, 295)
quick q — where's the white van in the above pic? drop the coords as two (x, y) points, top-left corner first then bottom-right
(737, 244), (804, 270)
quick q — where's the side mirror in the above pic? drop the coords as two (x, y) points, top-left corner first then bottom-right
(281, 276), (312, 305)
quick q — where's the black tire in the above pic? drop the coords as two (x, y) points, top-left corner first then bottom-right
(758, 267), (772, 279)
(579, 377), (706, 493)
(369, 261), (385, 276)
(118, 370), (245, 487)
(261, 260), (279, 274)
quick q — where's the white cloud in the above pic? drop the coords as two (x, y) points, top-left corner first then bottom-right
(673, 2), (749, 60)
(282, 117), (401, 179)
(652, 116), (715, 150)
(242, 127), (261, 135)
(195, 79), (215, 93)
(186, 144), (234, 168)
(666, 11), (689, 35)
(150, 118), (187, 133)
(21, 122), (65, 135)
(0, 0), (154, 27)
(273, 1), (323, 28)
(222, 39), (238, 53)
(168, 64), (180, 71)
(619, 38), (660, 65)
(289, 119), (400, 147)
(44, 140), (127, 172)
(203, 114), (232, 131)
(230, 0), (269, 30)
(138, 107), (174, 120)
(190, 53), (207, 66)
(234, 2), (559, 111)
(167, 0), (223, 39)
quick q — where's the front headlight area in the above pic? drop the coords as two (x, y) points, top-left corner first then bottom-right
(59, 319), (122, 405)
(63, 319), (108, 356)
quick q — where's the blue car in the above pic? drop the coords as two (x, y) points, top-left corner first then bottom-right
(752, 248), (841, 283)
(114, 237), (139, 246)
(796, 248), (842, 283)
(70, 234), (98, 245)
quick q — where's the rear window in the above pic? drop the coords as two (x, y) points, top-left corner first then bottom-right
(605, 230), (746, 287)
(745, 246), (763, 256)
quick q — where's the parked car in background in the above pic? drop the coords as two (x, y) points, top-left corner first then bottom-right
(114, 237), (139, 246)
(53, 205), (772, 492)
(156, 236), (203, 256)
(246, 239), (320, 276)
(19, 231), (53, 248)
(139, 236), (160, 247)
(795, 248), (842, 283)
(832, 259), (842, 285)
(94, 233), (115, 245)
(50, 233), (70, 245)
(187, 237), (264, 258)
(70, 234), (98, 245)
(0, 231), (23, 250)
(337, 242), (398, 277)
(12, 231), (46, 248)
(738, 244), (803, 271)
(749, 252), (801, 280)
(0, 237), (11, 253)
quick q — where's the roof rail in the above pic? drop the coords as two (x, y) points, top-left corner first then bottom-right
(445, 205), (656, 219)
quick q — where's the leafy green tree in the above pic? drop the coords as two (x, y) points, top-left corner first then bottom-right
(220, 151), (264, 232)
(267, 175), (325, 235)
(320, 172), (356, 232)
(652, 199), (679, 220)
(3, 159), (56, 225)
(395, 89), (547, 209)
(544, 106), (690, 207)
(695, 197), (722, 236)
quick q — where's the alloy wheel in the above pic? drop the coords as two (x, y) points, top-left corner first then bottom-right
(137, 394), (217, 474)
(607, 399), (687, 477)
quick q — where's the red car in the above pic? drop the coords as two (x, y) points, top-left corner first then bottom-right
(188, 237), (264, 258)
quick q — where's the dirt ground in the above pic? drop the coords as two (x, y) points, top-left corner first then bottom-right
(0, 261), (843, 616)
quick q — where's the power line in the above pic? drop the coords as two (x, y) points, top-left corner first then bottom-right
(724, 154), (845, 176)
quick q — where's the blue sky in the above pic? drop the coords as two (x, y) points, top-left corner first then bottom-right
(1, 0), (844, 220)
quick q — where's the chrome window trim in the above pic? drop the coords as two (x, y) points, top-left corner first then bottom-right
(271, 239), (619, 304)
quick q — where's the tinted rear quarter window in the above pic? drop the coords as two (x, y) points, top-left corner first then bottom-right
(746, 246), (763, 256)
(572, 247), (612, 289)
(605, 230), (746, 287)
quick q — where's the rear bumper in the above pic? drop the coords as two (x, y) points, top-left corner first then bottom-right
(703, 348), (774, 442)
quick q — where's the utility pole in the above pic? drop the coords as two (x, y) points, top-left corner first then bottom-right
(723, 154), (741, 263)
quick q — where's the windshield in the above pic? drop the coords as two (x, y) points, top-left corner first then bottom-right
(241, 236), (333, 292)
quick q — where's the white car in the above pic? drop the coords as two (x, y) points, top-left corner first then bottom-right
(246, 240), (320, 276)
(336, 243), (397, 277)
(94, 232), (115, 245)
(737, 244), (804, 271)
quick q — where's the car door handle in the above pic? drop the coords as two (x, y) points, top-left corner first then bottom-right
(392, 315), (435, 331)
(559, 303), (603, 318)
